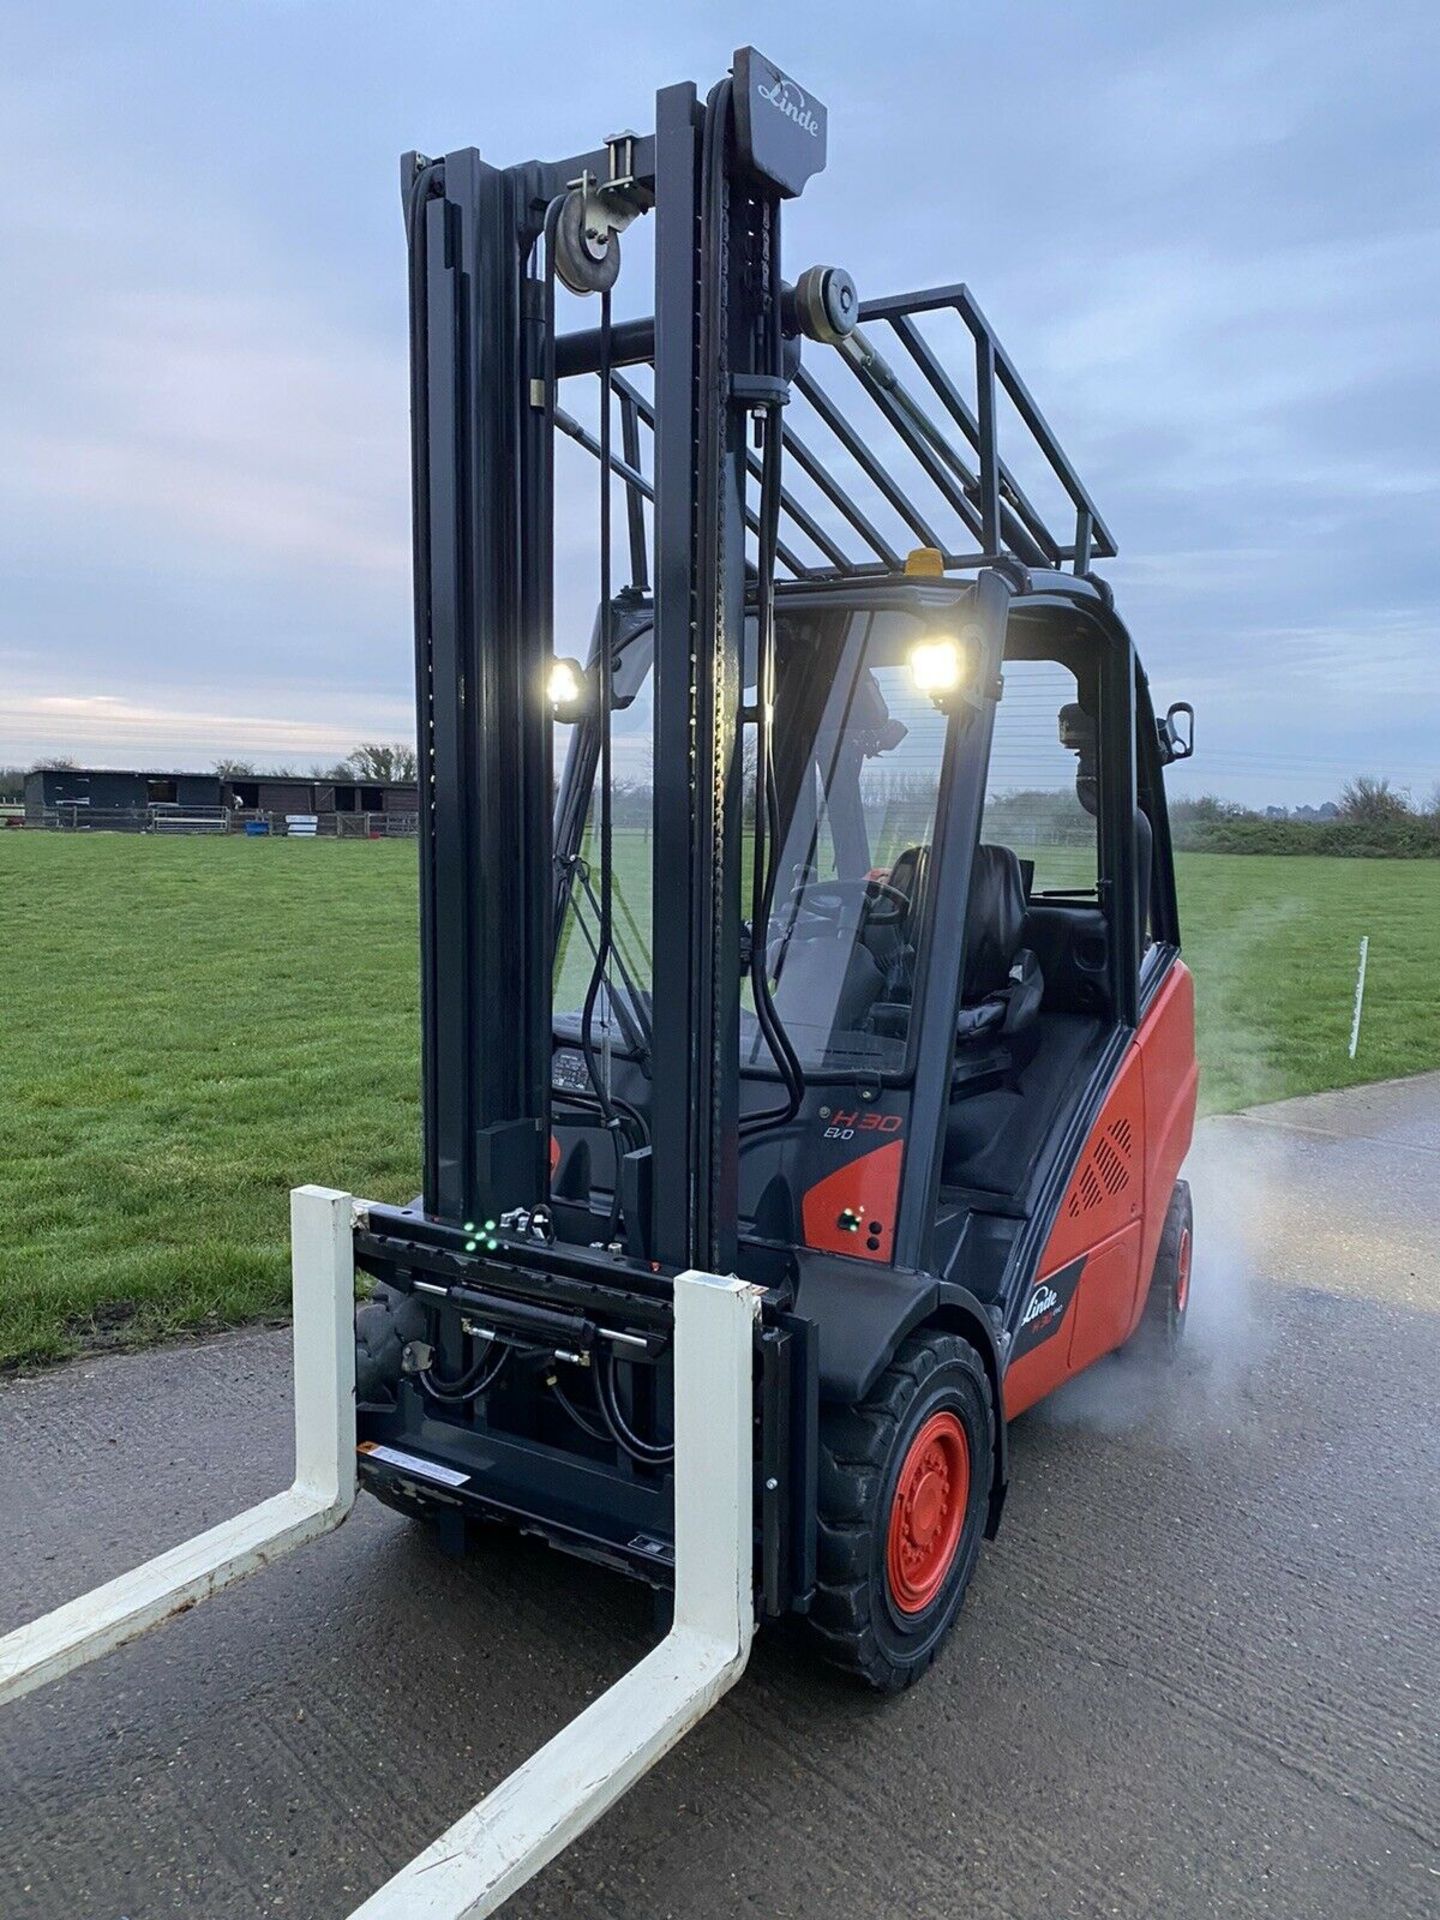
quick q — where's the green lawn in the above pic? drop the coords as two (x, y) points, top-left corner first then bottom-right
(2, 834), (1437, 1369)
(1179, 855), (1440, 1111)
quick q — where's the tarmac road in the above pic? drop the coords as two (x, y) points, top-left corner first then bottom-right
(3, 1076), (1438, 1920)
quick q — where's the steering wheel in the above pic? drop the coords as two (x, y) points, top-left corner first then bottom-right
(784, 876), (909, 930)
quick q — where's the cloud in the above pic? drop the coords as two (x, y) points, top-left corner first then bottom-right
(9, 307), (410, 584)
(0, 2), (1437, 800)
(1, 270), (411, 591)
(0, 64), (413, 760)
(1089, 5), (1389, 183)
(1043, 229), (1436, 420)
(0, 679), (413, 769)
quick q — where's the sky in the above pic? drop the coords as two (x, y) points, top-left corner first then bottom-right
(1, 0), (1437, 805)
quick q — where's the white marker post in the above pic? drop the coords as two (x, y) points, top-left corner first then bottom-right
(1348, 935), (1369, 1060)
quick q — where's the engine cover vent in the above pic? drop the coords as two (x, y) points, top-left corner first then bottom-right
(1068, 1114), (1135, 1219)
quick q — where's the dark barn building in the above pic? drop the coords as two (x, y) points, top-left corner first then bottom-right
(24, 768), (419, 830)
(224, 776), (419, 819)
(24, 767), (220, 822)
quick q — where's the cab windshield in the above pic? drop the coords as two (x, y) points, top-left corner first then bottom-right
(553, 601), (953, 1076)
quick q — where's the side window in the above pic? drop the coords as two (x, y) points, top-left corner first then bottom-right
(980, 658), (1098, 896)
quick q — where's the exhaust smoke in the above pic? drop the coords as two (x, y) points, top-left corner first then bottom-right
(1035, 1119), (1278, 1443)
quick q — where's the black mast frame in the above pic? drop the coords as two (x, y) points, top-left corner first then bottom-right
(403, 58), (1120, 1275)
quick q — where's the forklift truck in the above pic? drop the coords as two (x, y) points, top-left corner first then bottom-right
(3, 47), (1203, 1914)
(350, 47), (1200, 1693)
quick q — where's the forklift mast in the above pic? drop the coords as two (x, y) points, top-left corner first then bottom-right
(406, 58), (811, 1271)
(405, 49), (1123, 1278)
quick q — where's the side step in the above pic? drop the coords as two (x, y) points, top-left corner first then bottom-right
(0, 1187), (761, 1916)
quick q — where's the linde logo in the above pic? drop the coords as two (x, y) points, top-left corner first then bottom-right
(757, 75), (820, 137)
(1021, 1282), (1060, 1328)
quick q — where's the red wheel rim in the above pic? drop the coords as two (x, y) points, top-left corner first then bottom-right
(886, 1410), (970, 1615)
(1176, 1227), (1192, 1312)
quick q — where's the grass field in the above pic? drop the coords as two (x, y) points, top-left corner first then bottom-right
(2, 833), (1437, 1369)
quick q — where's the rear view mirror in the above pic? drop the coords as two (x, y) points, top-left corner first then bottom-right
(1157, 701), (1194, 765)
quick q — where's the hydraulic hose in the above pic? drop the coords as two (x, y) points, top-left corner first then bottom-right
(595, 1349), (674, 1466)
(575, 285), (628, 1240)
(740, 196), (807, 1137)
(553, 1086), (648, 1157)
(549, 1369), (611, 1445)
(418, 1342), (509, 1404)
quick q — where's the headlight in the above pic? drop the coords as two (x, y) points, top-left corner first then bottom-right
(907, 636), (968, 696)
(547, 656), (587, 717)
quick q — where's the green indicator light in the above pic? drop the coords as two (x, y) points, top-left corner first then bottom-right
(486, 1237), (499, 1252)
(463, 1220), (475, 1233)
(464, 1239), (477, 1253)
(483, 1219), (497, 1233)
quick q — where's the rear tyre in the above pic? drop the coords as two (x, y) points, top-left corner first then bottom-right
(807, 1331), (993, 1693)
(1133, 1178), (1192, 1361)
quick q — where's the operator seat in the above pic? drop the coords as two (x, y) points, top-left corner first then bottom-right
(943, 844), (1112, 1201)
(956, 844), (1044, 1041)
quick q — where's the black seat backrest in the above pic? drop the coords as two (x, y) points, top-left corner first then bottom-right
(962, 843), (1027, 1004)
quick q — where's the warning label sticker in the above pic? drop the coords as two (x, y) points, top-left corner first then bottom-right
(357, 1442), (470, 1489)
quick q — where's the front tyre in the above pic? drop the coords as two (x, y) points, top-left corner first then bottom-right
(807, 1331), (993, 1693)
(354, 1281), (425, 1407)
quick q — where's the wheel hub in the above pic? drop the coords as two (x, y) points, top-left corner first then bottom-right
(1176, 1226), (1192, 1313)
(886, 1411), (970, 1615)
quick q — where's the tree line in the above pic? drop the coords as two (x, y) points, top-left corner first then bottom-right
(1172, 777), (1440, 857)
(2, 743), (418, 797)
(211, 743), (419, 783)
